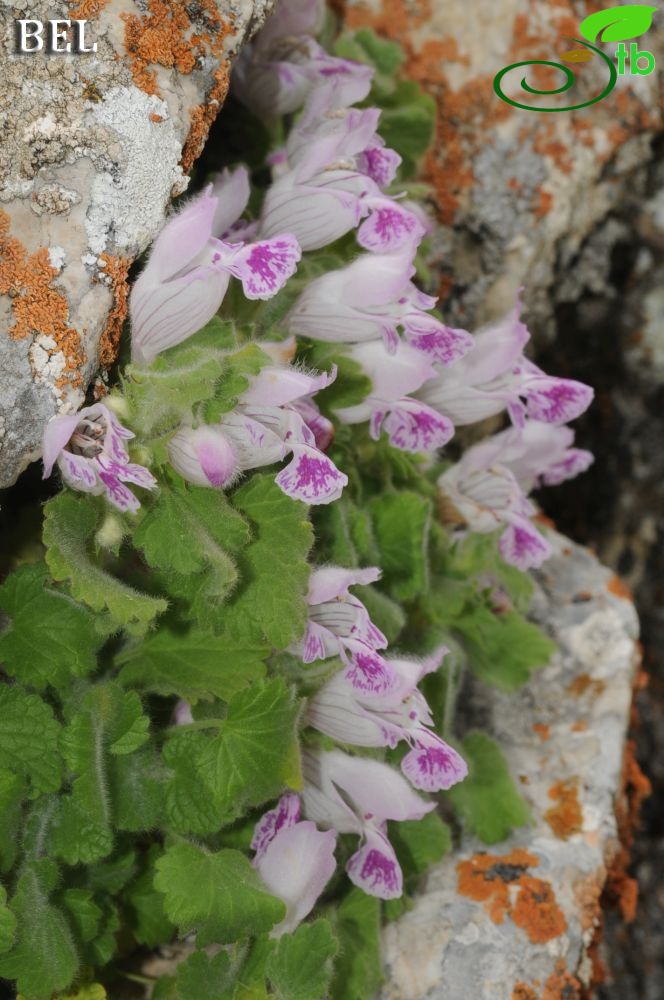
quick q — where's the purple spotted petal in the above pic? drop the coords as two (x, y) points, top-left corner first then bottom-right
(403, 316), (474, 366)
(523, 378), (594, 424)
(358, 199), (426, 253)
(382, 399), (454, 453)
(499, 518), (552, 570)
(275, 445), (347, 505)
(541, 448), (594, 486)
(346, 827), (402, 900)
(343, 641), (396, 696)
(302, 620), (334, 664)
(96, 461), (141, 513)
(252, 793), (301, 862)
(357, 142), (401, 188)
(58, 451), (99, 493)
(401, 735), (468, 792)
(228, 234), (301, 300)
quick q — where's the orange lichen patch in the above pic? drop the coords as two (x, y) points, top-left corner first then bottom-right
(97, 254), (131, 369)
(67, 0), (109, 15)
(607, 574), (633, 601)
(542, 960), (582, 1000)
(534, 189), (554, 218)
(0, 210), (84, 388)
(122, 0), (233, 97)
(545, 779), (583, 839)
(457, 849), (566, 943)
(512, 984), (538, 1000)
(571, 720), (587, 733)
(149, 112), (164, 123)
(181, 62), (231, 173)
(511, 876), (568, 943)
(533, 722), (551, 742)
(533, 511), (556, 529)
(566, 673), (605, 698)
(573, 872), (603, 931)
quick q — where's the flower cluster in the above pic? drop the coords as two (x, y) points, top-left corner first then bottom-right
(37, 0), (597, 939)
(297, 568), (467, 899)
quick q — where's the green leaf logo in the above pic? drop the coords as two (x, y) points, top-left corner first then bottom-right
(580, 4), (658, 43)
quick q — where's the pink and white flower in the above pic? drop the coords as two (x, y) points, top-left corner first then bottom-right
(334, 341), (454, 453)
(418, 297), (594, 428)
(306, 647), (467, 792)
(438, 421), (593, 570)
(42, 403), (156, 513)
(233, 0), (373, 121)
(167, 425), (238, 488)
(302, 749), (434, 899)
(287, 250), (473, 364)
(299, 566), (395, 695)
(252, 793), (337, 936)
(130, 167), (301, 365)
(260, 107), (425, 253)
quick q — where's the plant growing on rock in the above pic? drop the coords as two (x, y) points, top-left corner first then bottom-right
(0, 4), (593, 998)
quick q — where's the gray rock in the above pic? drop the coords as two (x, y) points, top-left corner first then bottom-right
(0, 0), (275, 487)
(380, 532), (640, 999)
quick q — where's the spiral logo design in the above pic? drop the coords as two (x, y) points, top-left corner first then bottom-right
(493, 39), (618, 112)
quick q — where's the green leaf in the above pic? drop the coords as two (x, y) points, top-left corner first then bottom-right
(0, 886), (17, 954)
(53, 684), (150, 863)
(0, 769), (25, 872)
(109, 748), (165, 831)
(330, 889), (383, 1000)
(61, 889), (103, 943)
(0, 563), (102, 690)
(0, 686), (62, 795)
(580, 4), (658, 43)
(197, 679), (301, 818)
(43, 494), (167, 634)
(377, 82), (436, 171)
(455, 604), (555, 690)
(447, 732), (531, 844)
(222, 474), (313, 648)
(336, 27), (404, 75)
(163, 729), (230, 836)
(369, 492), (431, 601)
(154, 843), (286, 945)
(0, 860), (78, 999)
(125, 846), (175, 948)
(267, 920), (338, 1000)
(117, 627), (268, 703)
(389, 811), (452, 876)
(175, 950), (237, 1000)
(133, 479), (250, 625)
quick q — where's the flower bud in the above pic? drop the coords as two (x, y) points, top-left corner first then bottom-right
(168, 426), (238, 488)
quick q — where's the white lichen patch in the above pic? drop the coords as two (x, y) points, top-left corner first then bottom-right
(48, 246), (66, 271)
(86, 89), (186, 256)
(29, 335), (67, 387)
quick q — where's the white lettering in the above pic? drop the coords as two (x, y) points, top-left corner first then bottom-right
(16, 20), (43, 53)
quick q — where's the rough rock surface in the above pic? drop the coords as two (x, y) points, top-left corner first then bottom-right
(380, 532), (641, 1000)
(0, 0), (274, 487)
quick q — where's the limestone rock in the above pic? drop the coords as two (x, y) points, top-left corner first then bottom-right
(379, 533), (641, 1000)
(0, 0), (275, 487)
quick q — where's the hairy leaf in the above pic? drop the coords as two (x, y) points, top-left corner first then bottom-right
(447, 731), (531, 843)
(329, 889), (383, 1000)
(389, 811), (452, 876)
(267, 920), (338, 1000)
(369, 491), (431, 601)
(456, 604), (555, 690)
(154, 843), (286, 945)
(117, 627), (268, 703)
(0, 686), (62, 795)
(44, 494), (166, 634)
(0, 563), (102, 690)
(222, 475), (313, 648)
(0, 860), (78, 998)
(197, 679), (301, 818)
